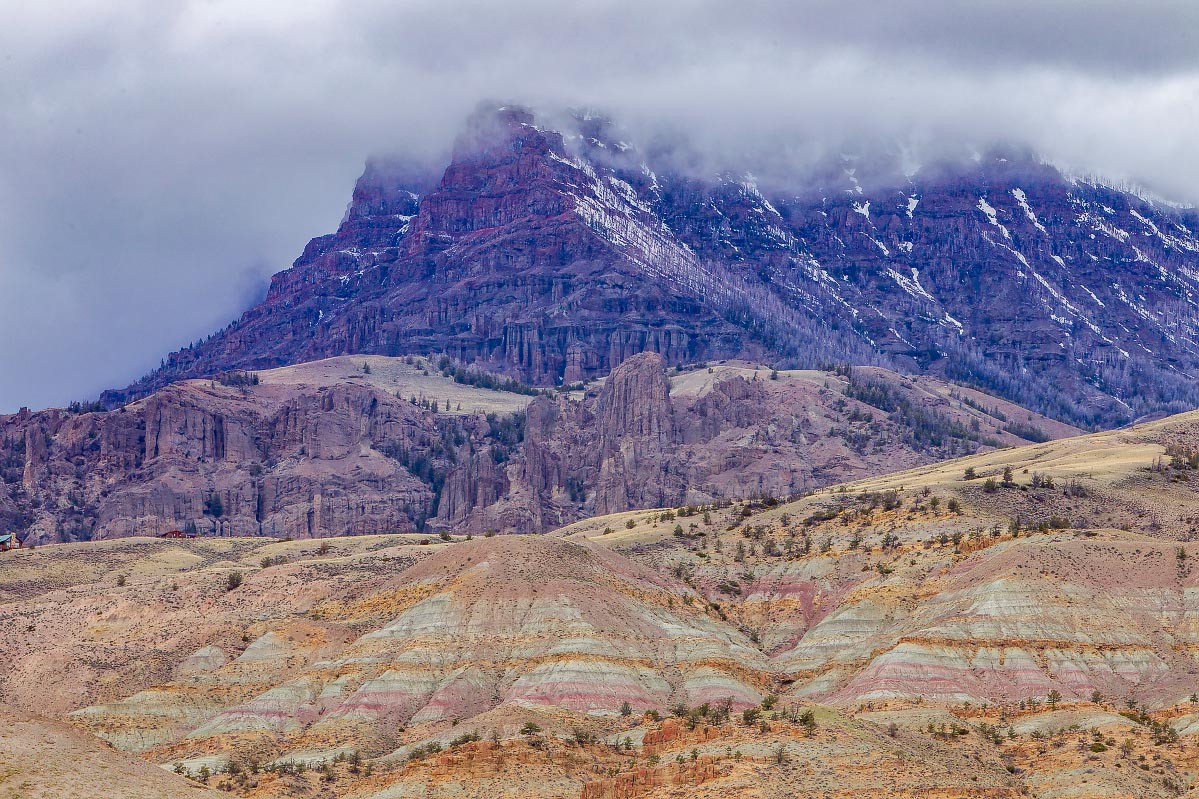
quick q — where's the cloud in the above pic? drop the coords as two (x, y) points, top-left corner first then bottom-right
(2, 0), (1197, 411)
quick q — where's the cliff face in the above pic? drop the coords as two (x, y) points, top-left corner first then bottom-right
(2, 381), (443, 542)
(0, 354), (1076, 545)
(114, 107), (754, 407)
(104, 106), (1199, 429)
(592, 353), (676, 514)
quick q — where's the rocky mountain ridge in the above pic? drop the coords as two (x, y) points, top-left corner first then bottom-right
(2, 353), (1074, 544)
(106, 105), (1199, 429)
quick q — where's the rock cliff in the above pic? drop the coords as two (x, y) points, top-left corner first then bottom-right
(1, 354), (1075, 544)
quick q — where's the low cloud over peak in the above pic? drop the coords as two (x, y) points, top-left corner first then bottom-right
(2, 0), (1197, 410)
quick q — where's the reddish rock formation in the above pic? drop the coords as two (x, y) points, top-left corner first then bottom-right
(0, 355), (1075, 544)
(641, 718), (723, 754)
(579, 755), (727, 799)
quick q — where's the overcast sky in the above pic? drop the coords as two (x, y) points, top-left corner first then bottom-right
(2, 1), (1198, 412)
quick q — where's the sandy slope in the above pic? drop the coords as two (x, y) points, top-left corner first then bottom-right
(0, 704), (223, 799)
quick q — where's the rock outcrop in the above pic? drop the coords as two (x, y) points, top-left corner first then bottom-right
(0, 355), (1076, 544)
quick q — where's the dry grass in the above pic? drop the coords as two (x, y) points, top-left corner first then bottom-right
(248, 354), (537, 416)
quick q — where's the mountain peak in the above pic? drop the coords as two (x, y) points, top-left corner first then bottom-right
(102, 109), (1199, 429)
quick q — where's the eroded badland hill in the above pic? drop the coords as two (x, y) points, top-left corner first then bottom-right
(3, 411), (1199, 798)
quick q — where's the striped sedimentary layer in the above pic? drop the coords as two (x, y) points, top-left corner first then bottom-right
(742, 537), (1199, 706)
(76, 537), (768, 760)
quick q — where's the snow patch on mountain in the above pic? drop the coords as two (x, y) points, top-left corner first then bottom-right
(977, 198), (1011, 240)
(1012, 188), (1047, 234)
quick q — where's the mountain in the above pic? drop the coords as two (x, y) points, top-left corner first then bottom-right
(9, 100), (1199, 796)
(3, 410), (1198, 797)
(1, 353), (1076, 544)
(105, 105), (1199, 429)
